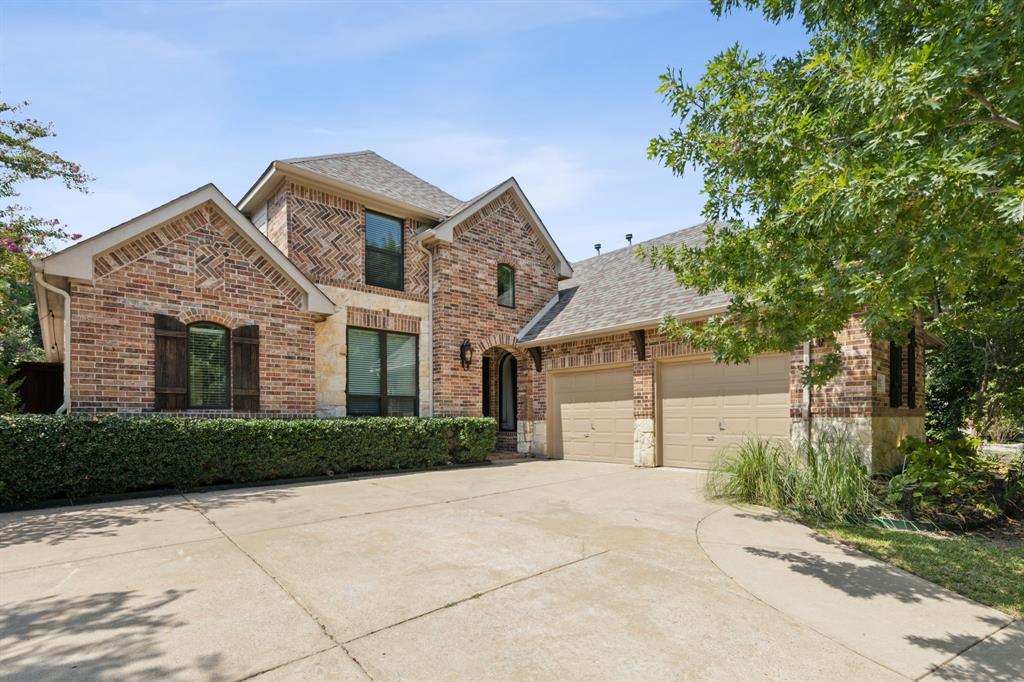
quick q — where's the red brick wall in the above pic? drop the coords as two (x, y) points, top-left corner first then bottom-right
(871, 319), (926, 418)
(788, 317), (875, 419)
(69, 202), (319, 416)
(532, 320), (882, 424)
(272, 180), (430, 302)
(431, 189), (560, 416)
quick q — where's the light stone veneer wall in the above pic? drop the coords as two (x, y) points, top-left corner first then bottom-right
(315, 284), (430, 417)
(633, 418), (656, 466)
(789, 415), (923, 473)
(527, 420), (546, 457)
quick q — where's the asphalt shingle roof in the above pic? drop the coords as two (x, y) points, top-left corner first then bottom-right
(284, 151), (465, 216)
(518, 222), (730, 343)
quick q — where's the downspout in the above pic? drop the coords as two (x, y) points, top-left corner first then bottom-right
(34, 271), (72, 414)
(413, 239), (434, 417)
(803, 340), (812, 443)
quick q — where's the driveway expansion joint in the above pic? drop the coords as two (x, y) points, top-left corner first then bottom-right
(343, 549), (611, 645)
(916, 618), (1020, 681)
(694, 506), (913, 680)
(178, 494), (377, 682)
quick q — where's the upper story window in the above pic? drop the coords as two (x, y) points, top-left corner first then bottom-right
(188, 323), (230, 408)
(365, 210), (404, 290)
(497, 264), (515, 308)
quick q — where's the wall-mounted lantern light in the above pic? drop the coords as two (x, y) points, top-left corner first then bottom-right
(459, 339), (474, 369)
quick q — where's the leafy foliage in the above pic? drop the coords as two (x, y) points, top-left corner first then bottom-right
(644, 0), (1024, 384)
(888, 436), (1021, 526)
(1, 101), (90, 410)
(0, 415), (497, 507)
(925, 277), (1024, 441)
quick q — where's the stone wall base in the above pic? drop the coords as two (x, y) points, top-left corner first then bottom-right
(789, 416), (923, 473)
(633, 418), (656, 467)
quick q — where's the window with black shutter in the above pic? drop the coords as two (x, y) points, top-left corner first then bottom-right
(232, 325), (260, 411)
(365, 211), (404, 290)
(153, 315), (260, 411)
(346, 327), (418, 416)
(154, 314), (188, 410)
(906, 327), (917, 409)
(889, 340), (903, 408)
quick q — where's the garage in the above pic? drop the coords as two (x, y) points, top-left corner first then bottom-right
(548, 366), (633, 464)
(658, 354), (791, 469)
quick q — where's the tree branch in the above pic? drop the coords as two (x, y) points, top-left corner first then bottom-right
(962, 87), (1022, 132)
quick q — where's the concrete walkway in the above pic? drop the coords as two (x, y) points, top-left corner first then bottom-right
(0, 460), (1018, 681)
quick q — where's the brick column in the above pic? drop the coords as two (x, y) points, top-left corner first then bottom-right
(633, 359), (656, 466)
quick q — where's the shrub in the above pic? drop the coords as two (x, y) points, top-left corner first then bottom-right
(888, 437), (1021, 526)
(0, 415), (496, 507)
(706, 426), (875, 523)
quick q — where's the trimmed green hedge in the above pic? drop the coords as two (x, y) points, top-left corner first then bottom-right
(0, 415), (496, 507)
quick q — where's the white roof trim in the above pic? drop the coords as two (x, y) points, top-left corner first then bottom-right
(429, 177), (573, 279)
(517, 304), (730, 347)
(41, 183), (336, 315)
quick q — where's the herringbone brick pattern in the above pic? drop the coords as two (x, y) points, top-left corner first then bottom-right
(281, 180), (429, 299)
(194, 240), (225, 291)
(288, 194), (364, 285)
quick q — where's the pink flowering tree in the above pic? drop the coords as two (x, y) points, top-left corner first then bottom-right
(1, 101), (90, 410)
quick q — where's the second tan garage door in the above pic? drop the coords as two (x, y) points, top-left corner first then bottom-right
(549, 366), (633, 464)
(658, 355), (791, 469)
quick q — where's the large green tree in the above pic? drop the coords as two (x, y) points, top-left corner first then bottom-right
(644, 0), (1023, 390)
(1, 101), (89, 410)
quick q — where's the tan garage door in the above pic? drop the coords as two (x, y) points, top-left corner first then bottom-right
(658, 355), (790, 469)
(549, 366), (633, 464)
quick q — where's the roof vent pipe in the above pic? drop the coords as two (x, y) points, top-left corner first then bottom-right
(626, 234), (633, 245)
(594, 243), (601, 255)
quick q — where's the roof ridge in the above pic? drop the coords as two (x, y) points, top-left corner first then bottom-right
(282, 150), (375, 163)
(287, 150), (464, 206)
(570, 221), (712, 267)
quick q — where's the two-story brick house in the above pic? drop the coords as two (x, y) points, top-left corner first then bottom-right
(32, 151), (926, 470)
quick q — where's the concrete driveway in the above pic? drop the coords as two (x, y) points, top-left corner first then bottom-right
(1, 459), (1019, 681)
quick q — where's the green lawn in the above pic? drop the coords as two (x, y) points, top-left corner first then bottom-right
(820, 524), (1024, 619)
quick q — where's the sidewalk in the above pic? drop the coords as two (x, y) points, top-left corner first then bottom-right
(697, 506), (1021, 680)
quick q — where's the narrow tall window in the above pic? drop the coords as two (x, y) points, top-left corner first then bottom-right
(188, 323), (230, 408)
(889, 340), (903, 408)
(365, 211), (404, 290)
(347, 328), (418, 416)
(497, 264), (515, 308)
(499, 353), (517, 431)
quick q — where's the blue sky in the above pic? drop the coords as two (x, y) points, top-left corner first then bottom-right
(1, 1), (806, 261)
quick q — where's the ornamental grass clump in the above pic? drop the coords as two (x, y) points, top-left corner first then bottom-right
(705, 436), (792, 510)
(791, 427), (876, 523)
(706, 426), (875, 523)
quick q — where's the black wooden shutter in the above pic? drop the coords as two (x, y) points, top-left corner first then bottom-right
(906, 327), (917, 409)
(482, 357), (491, 417)
(889, 340), (903, 408)
(154, 314), (188, 411)
(232, 325), (260, 411)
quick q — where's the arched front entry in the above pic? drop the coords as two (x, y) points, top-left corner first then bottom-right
(482, 348), (519, 450)
(476, 333), (535, 454)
